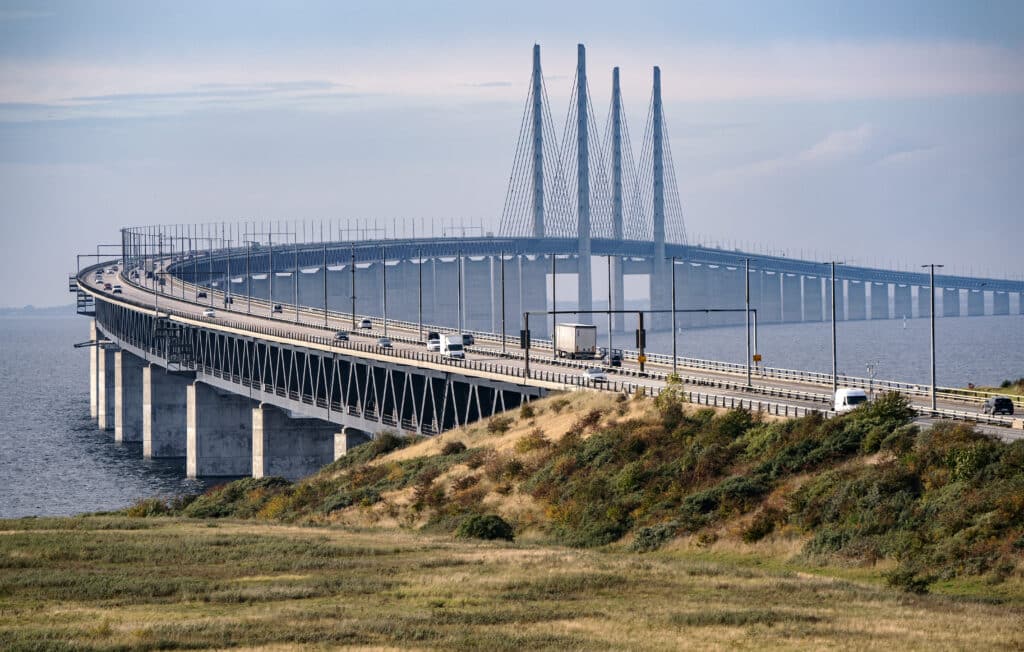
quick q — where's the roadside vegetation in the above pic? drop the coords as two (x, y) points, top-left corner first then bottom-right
(2, 385), (1022, 648)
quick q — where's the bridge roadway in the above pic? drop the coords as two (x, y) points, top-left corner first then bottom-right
(87, 263), (1021, 442)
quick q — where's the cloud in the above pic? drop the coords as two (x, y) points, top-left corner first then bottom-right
(799, 124), (874, 162)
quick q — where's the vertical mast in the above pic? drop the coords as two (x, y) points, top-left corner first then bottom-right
(531, 44), (545, 238)
(576, 43), (593, 316)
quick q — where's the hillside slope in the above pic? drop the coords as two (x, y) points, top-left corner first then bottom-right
(134, 386), (1024, 594)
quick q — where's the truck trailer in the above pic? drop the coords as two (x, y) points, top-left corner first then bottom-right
(555, 323), (598, 359)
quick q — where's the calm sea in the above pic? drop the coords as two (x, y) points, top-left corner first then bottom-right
(0, 312), (1020, 518)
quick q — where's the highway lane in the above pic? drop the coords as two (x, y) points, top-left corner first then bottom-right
(85, 263), (1020, 440)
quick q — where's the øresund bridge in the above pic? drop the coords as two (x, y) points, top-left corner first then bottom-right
(70, 44), (1023, 480)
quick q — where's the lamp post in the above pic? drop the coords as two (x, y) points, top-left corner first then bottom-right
(922, 263), (944, 411)
(744, 257), (752, 389)
(669, 256), (678, 376)
(828, 261), (845, 395)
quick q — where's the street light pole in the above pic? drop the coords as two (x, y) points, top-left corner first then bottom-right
(670, 256), (677, 376)
(293, 242), (299, 324)
(829, 261), (844, 395)
(500, 251), (506, 354)
(417, 248), (423, 341)
(322, 242), (328, 329)
(350, 244), (356, 330)
(745, 258), (751, 389)
(922, 263), (944, 411)
(382, 245), (388, 338)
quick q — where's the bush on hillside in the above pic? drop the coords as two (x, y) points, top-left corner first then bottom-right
(456, 514), (514, 541)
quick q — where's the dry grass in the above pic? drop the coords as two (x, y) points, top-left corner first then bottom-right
(0, 517), (1021, 651)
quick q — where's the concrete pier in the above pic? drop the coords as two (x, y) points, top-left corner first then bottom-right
(433, 258), (460, 331)
(521, 256), (548, 338)
(252, 403), (337, 479)
(825, 279), (844, 322)
(114, 351), (145, 443)
(143, 364), (190, 458)
(610, 256), (625, 331)
(187, 382), (254, 477)
(917, 286), (931, 318)
(847, 281), (866, 320)
(943, 288), (961, 317)
(684, 263), (710, 327)
(335, 427), (372, 458)
(89, 320), (99, 419)
(967, 289), (984, 316)
(870, 282), (889, 320)
(894, 284), (912, 319)
(781, 273), (802, 322)
(993, 291), (1010, 315)
(464, 257), (492, 331)
(97, 345), (116, 431)
(760, 272), (781, 323)
(803, 276), (822, 322)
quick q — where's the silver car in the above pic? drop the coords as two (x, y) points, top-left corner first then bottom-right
(584, 368), (608, 383)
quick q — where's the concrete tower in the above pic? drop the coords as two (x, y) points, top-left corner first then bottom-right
(610, 66), (625, 330)
(531, 44), (544, 238)
(576, 44), (593, 318)
(650, 66), (669, 328)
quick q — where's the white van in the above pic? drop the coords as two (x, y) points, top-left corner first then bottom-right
(834, 388), (869, 413)
(442, 334), (465, 359)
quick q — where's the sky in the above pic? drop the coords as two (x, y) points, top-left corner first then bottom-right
(1, 0), (1022, 307)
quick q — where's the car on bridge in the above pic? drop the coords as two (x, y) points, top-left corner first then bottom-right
(982, 396), (1014, 415)
(584, 368), (608, 383)
(462, 334), (475, 346)
(272, 304), (283, 313)
(112, 285), (123, 294)
(202, 308), (216, 318)
(197, 290), (207, 299)
(104, 283), (112, 291)
(377, 336), (393, 349)
(834, 388), (868, 413)
(359, 318), (372, 329)
(334, 330), (349, 342)
(426, 335), (441, 352)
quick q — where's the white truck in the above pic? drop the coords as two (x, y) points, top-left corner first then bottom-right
(834, 388), (869, 413)
(555, 323), (598, 359)
(442, 334), (465, 359)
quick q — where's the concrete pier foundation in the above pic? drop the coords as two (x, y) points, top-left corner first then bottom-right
(335, 427), (373, 459)
(650, 259), (671, 331)
(97, 345), (116, 431)
(781, 273), (802, 322)
(943, 288), (960, 317)
(710, 266), (743, 326)
(252, 403), (337, 479)
(870, 283), (889, 320)
(357, 263), (383, 318)
(802, 276), (822, 322)
(917, 286), (931, 318)
(683, 263), (710, 328)
(611, 256), (625, 331)
(967, 290), (984, 316)
(490, 255), (520, 339)
(464, 257), (492, 331)
(760, 272), (782, 323)
(89, 320), (99, 419)
(114, 351), (145, 443)
(847, 281), (867, 320)
(993, 291), (1010, 315)
(433, 258), (460, 331)
(894, 284), (912, 319)
(825, 279), (844, 322)
(521, 256), (548, 338)
(187, 382), (254, 477)
(143, 364), (190, 458)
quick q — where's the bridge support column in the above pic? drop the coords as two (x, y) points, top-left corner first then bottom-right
(781, 273), (802, 322)
(894, 284), (912, 319)
(335, 427), (373, 459)
(433, 258), (460, 330)
(89, 320), (99, 419)
(491, 254), (520, 338)
(357, 262), (383, 319)
(802, 276), (822, 321)
(847, 281), (866, 320)
(942, 288), (960, 317)
(390, 260), (419, 323)
(186, 382), (254, 478)
(870, 282), (889, 320)
(993, 291), (1009, 315)
(143, 364), (190, 458)
(825, 278), (844, 322)
(114, 351), (145, 443)
(760, 272), (781, 323)
(967, 289), (984, 316)
(916, 286), (930, 318)
(252, 404), (336, 479)
(521, 256), (547, 338)
(464, 257), (492, 332)
(611, 256), (625, 331)
(97, 345), (116, 431)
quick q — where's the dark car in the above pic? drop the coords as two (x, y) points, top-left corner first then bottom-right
(982, 396), (1014, 415)
(197, 290), (207, 299)
(461, 334), (475, 346)
(273, 304), (283, 314)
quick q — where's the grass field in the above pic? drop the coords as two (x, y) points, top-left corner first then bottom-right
(1, 517), (1022, 650)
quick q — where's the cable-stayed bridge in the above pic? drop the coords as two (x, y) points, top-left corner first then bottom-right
(69, 44), (1023, 480)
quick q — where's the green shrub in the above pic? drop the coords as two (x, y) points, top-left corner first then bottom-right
(487, 416), (514, 435)
(124, 497), (171, 518)
(515, 428), (550, 453)
(629, 521), (679, 552)
(456, 514), (514, 541)
(520, 403), (536, 419)
(742, 507), (784, 543)
(549, 398), (571, 413)
(440, 440), (467, 456)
